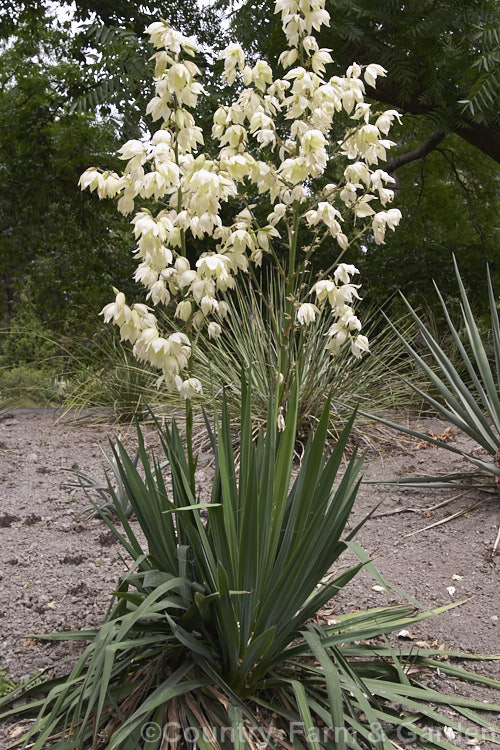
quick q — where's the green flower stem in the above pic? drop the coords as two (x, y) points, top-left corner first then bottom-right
(185, 398), (196, 494)
(276, 200), (300, 413)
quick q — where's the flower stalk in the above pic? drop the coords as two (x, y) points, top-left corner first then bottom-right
(79, 0), (404, 427)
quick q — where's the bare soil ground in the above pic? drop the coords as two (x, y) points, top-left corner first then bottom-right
(0, 408), (498, 748)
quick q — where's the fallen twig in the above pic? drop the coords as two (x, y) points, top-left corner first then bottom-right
(403, 497), (494, 537)
(373, 489), (474, 519)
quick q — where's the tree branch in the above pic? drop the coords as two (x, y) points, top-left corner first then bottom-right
(455, 121), (500, 164)
(385, 131), (446, 172)
(366, 78), (500, 164)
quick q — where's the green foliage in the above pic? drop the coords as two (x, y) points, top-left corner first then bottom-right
(188, 275), (422, 437)
(355, 133), (500, 317)
(2, 383), (500, 748)
(0, 364), (66, 408)
(0, 5), (136, 336)
(0, 299), (58, 368)
(0, 668), (15, 698)
(61, 327), (160, 421)
(459, 13), (500, 123)
(368, 259), (500, 490)
(0, 301), (66, 406)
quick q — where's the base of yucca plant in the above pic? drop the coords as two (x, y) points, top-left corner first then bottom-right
(1, 599), (499, 750)
(1, 383), (499, 749)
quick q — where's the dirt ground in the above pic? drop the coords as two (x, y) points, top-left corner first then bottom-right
(0, 407), (498, 748)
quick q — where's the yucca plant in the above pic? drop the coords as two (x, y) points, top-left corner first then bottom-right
(2, 381), (499, 749)
(365, 259), (500, 493)
(168, 274), (422, 442)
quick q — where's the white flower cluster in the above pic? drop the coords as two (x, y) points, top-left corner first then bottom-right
(79, 0), (403, 395)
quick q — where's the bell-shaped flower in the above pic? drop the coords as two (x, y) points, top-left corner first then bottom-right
(297, 303), (319, 325)
(351, 334), (370, 358)
(334, 263), (359, 284)
(147, 280), (171, 306)
(353, 195), (376, 218)
(101, 290), (129, 326)
(79, 168), (104, 195)
(278, 48), (299, 69)
(372, 208), (402, 244)
(219, 43), (245, 85)
(375, 109), (402, 135)
(311, 48), (333, 75)
(364, 64), (387, 89)
(179, 378), (203, 400)
(118, 139), (147, 162)
(175, 300), (192, 322)
(207, 321), (222, 339)
(252, 60), (273, 91)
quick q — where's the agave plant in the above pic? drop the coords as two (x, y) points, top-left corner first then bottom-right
(365, 259), (500, 493)
(1, 380), (499, 749)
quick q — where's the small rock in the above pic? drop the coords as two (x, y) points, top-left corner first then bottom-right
(491, 616), (498, 625)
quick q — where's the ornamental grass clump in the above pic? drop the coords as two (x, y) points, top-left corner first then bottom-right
(189, 274), (422, 439)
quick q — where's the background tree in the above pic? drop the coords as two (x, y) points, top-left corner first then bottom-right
(0, 6), (138, 337)
(0, 0), (230, 346)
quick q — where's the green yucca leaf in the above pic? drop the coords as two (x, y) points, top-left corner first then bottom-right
(3, 376), (500, 748)
(366, 259), (500, 487)
(304, 629), (347, 750)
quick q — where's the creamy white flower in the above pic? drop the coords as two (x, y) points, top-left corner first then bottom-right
(200, 295), (219, 315)
(353, 195), (376, 218)
(252, 60), (273, 91)
(351, 334), (369, 358)
(207, 321), (222, 339)
(311, 48), (333, 75)
(101, 291), (129, 326)
(312, 279), (336, 305)
(147, 280), (170, 306)
(334, 263), (359, 284)
(219, 43), (245, 85)
(179, 377), (203, 399)
(267, 203), (287, 225)
(297, 303), (319, 325)
(278, 48), (299, 69)
(306, 202), (343, 236)
(79, 168), (104, 194)
(372, 208), (402, 244)
(175, 300), (192, 321)
(191, 310), (205, 329)
(364, 64), (387, 89)
(277, 406), (286, 432)
(218, 301), (229, 319)
(118, 139), (147, 162)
